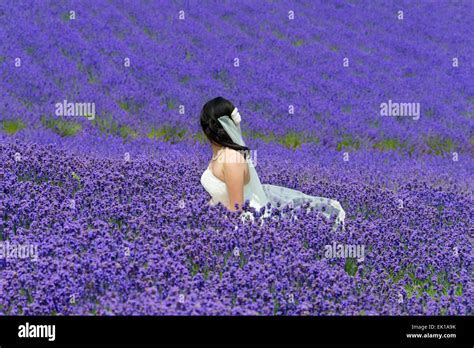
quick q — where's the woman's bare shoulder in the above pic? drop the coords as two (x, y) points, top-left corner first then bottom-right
(223, 147), (246, 164)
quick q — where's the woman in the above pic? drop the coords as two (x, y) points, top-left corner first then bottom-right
(200, 96), (345, 230)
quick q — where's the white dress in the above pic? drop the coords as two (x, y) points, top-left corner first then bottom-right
(201, 115), (346, 230)
(201, 162), (345, 230)
(200, 166), (253, 208)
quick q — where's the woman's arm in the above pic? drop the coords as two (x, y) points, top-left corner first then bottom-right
(223, 149), (247, 211)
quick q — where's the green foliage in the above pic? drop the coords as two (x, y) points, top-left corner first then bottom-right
(118, 101), (130, 112)
(373, 138), (402, 151)
(193, 132), (208, 144)
(166, 99), (176, 110)
(61, 12), (70, 21)
(117, 99), (144, 114)
(119, 125), (138, 140)
(344, 258), (358, 276)
(277, 132), (319, 149)
(41, 115), (82, 137)
(72, 171), (82, 192)
(92, 114), (119, 134)
(337, 134), (360, 151)
(292, 39), (304, 47)
(148, 126), (188, 143)
(425, 136), (455, 156)
(244, 130), (319, 150)
(1, 119), (26, 134)
(91, 114), (138, 141)
(388, 267), (463, 300)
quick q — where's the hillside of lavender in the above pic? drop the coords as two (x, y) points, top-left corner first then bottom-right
(0, 1), (472, 315)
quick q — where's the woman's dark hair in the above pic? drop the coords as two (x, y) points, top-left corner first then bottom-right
(200, 96), (250, 155)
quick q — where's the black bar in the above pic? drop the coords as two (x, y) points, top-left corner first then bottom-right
(0, 316), (471, 346)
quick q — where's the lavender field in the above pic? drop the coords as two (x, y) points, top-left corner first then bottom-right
(0, 1), (472, 315)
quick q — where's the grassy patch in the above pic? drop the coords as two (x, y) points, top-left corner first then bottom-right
(424, 136), (455, 156)
(277, 132), (319, 149)
(247, 131), (276, 143)
(71, 171), (82, 193)
(148, 126), (187, 143)
(117, 99), (143, 114)
(119, 125), (138, 140)
(118, 101), (130, 112)
(344, 258), (358, 276)
(1, 119), (26, 134)
(388, 267), (463, 300)
(337, 134), (360, 151)
(41, 115), (82, 137)
(61, 12), (71, 21)
(91, 114), (138, 141)
(193, 132), (208, 144)
(373, 138), (402, 151)
(166, 99), (176, 110)
(292, 39), (304, 47)
(244, 130), (319, 150)
(372, 138), (416, 156)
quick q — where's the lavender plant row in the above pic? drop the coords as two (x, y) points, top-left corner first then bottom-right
(0, 141), (471, 315)
(0, 1), (472, 315)
(0, 1), (473, 153)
